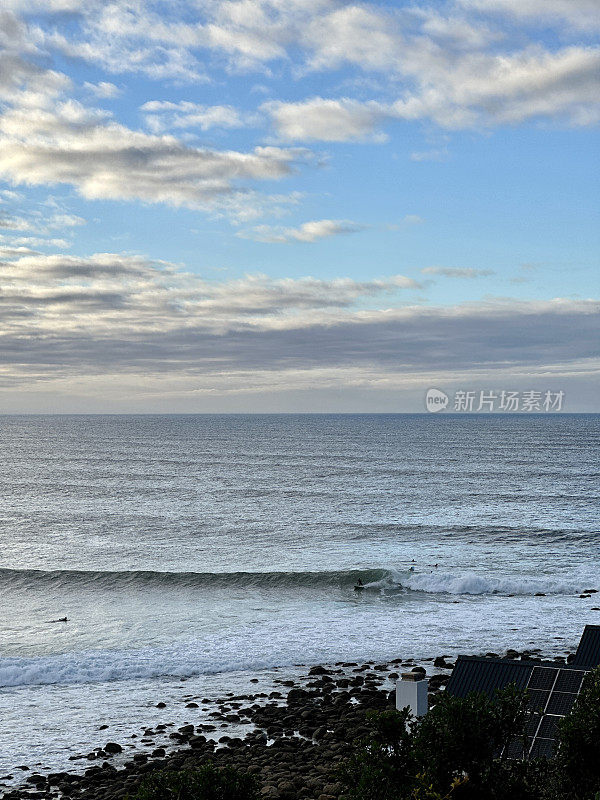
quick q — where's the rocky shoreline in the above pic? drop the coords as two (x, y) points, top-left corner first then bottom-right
(0, 645), (574, 800)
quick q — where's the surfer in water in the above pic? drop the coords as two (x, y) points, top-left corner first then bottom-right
(47, 617), (68, 623)
(354, 578), (364, 591)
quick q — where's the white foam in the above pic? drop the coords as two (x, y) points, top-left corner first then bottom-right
(403, 570), (591, 596)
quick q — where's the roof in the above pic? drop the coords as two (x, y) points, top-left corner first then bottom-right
(445, 656), (532, 699)
(443, 626), (599, 760)
(572, 624), (600, 668)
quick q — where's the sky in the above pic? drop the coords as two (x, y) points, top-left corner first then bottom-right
(0, 0), (598, 413)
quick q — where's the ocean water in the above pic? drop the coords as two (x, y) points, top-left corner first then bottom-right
(0, 414), (598, 780)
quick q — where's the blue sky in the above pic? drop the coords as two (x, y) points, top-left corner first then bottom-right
(0, 0), (598, 411)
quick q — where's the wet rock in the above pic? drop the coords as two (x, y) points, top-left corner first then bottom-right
(156, 702), (166, 708)
(104, 743), (122, 755)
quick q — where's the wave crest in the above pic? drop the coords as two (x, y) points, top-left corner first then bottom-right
(403, 571), (591, 596)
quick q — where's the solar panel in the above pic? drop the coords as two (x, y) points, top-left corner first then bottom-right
(554, 669), (585, 693)
(537, 715), (559, 739)
(527, 689), (550, 712)
(445, 628), (594, 762)
(546, 691), (577, 716)
(519, 664), (586, 757)
(504, 738), (528, 760)
(530, 737), (555, 760)
(528, 667), (558, 691)
(525, 713), (543, 736)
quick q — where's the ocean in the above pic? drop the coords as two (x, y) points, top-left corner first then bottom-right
(0, 414), (598, 781)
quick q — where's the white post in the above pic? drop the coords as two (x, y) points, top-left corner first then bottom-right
(396, 672), (428, 717)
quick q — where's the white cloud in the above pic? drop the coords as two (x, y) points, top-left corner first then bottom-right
(16, 0), (598, 133)
(0, 246), (596, 402)
(141, 101), (247, 133)
(263, 97), (392, 142)
(302, 4), (401, 72)
(421, 267), (495, 278)
(410, 148), (448, 162)
(459, 0), (600, 32)
(0, 88), (305, 212)
(83, 81), (121, 98)
(265, 43), (600, 140)
(239, 218), (367, 243)
(0, 210), (85, 233)
(0, 250), (421, 332)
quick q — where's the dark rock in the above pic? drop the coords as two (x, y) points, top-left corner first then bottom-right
(156, 702), (166, 708)
(104, 743), (123, 755)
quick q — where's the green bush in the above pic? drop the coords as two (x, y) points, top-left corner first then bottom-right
(342, 669), (600, 800)
(556, 668), (600, 800)
(130, 764), (258, 800)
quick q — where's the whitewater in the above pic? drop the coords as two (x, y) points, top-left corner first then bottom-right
(0, 413), (598, 778)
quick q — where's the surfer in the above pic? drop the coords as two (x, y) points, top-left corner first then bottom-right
(47, 617), (68, 623)
(354, 578), (364, 591)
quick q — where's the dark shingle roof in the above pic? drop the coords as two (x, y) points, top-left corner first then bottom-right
(572, 624), (600, 668)
(445, 656), (532, 698)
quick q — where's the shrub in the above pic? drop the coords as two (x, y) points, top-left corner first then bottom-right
(130, 764), (258, 800)
(342, 686), (536, 800)
(340, 707), (416, 800)
(556, 667), (600, 800)
(411, 684), (529, 797)
(342, 670), (600, 800)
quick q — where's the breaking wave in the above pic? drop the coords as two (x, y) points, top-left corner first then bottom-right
(1, 566), (592, 598)
(0, 566), (387, 591)
(403, 570), (596, 596)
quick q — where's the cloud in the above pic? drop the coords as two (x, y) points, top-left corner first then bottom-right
(410, 148), (448, 162)
(0, 253), (428, 371)
(16, 0), (599, 134)
(238, 218), (367, 243)
(263, 97), (393, 142)
(140, 101), (247, 133)
(302, 4), (401, 72)
(422, 267), (495, 278)
(265, 43), (600, 140)
(0, 248), (596, 387)
(83, 80), (121, 98)
(459, 0), (600, 32)
(0, 92), (305, 213)
(0, 210), (85, 233)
